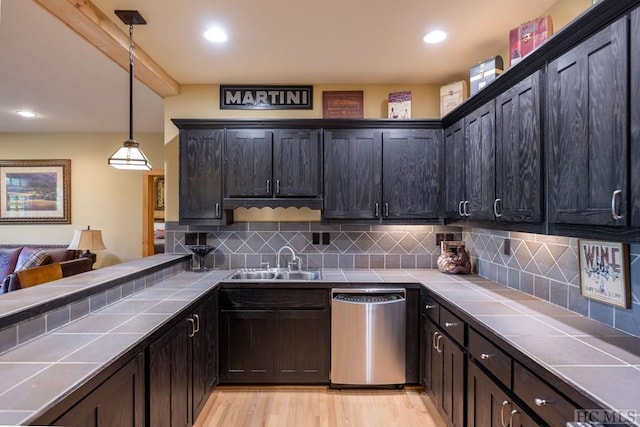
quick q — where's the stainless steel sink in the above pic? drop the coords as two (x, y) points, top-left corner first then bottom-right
(229, 270), (279, 280)
(278, 270), (322, 280)
(228, 269), (322, 281)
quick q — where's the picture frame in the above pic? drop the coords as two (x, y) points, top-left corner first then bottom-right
(0, 159), (71, 224)
(153, 176), (165, 210)
(578, 239), (630, 308)
(322, 90), (364, 118)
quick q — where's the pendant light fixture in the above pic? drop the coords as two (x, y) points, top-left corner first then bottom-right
(108, 10), (152, 171)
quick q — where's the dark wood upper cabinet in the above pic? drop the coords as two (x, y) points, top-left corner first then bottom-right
(548, 17), (628, 227)
(225, 130), (274, 198)
(631, 7), (640, 228)
(323, 129), (382, 220)
(495, 71), (543, 223)
(179, 129), (228, 224)
(465, 100), (496, 221)
(273, 129), (322, 197)
(324, 128), (442, 221)
(382, 129), (442, 219)
(443, 120), (465, 219)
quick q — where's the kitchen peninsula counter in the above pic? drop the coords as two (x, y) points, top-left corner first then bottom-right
(0, 261), (637, 425)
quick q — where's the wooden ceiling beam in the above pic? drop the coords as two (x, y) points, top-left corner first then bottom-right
(33, 0), (180, 98)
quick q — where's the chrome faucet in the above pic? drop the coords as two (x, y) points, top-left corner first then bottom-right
(276, 245), (299, 270)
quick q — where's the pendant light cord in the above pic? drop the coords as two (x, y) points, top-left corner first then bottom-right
(128, 24), (134, 141)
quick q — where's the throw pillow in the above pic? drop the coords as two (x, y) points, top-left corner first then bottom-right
(19, 249), (52, 270)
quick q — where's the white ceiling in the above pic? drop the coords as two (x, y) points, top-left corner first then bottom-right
(0, 0), (560, 133)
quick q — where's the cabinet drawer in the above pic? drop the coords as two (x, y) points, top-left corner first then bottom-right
(220, 289), (328, 309)
(513, 362), (579, 427)
(440, 307), (465, 346)
(421, 294), (440, 322)
(468, 328), (511, 387)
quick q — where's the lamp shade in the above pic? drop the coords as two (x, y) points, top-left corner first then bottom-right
(68, 229), (106, 251)
(108, 138), (152, 170)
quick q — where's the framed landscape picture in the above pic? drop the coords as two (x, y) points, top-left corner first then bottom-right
(578, 239), (630, 308)
(0, 159), (71, 224)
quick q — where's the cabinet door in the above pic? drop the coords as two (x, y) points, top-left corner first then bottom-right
(441, 333), (465, 427)
(324, 129), (382, 219)
(274, 309), (330, 383)
(495, 71), (543, 223)
(467, 362), (539, 427)
(53, 353), (145, 427)
(191, 293), (218, 421)
(548, 18), (628, 226)
(149, 319), (192, 427)
(423, 321), (442, 402)
(382, 129), (442, 219)
(179, 129), (224, 222)
(443, 120), (466, 219)
(219, 310), (275, 381)
(226, 130), (274, 197)
(631, 8), (640, 227)
(465, 100), (496, 220)
(273, 129), (322, 197)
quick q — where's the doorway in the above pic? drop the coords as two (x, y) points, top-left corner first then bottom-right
(142, 170), (165, 256)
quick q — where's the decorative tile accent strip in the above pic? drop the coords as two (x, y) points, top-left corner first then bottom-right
(464, 228), (640, 338)
(165, 221), (461, 270)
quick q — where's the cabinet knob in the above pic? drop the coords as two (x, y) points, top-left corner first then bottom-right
(444, 321), (457, 328)
(534, 398), (549, 407)
(480, 353), (491, 360)
(425, 304), (435, 310)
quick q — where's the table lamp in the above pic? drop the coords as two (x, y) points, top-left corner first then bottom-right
(68, 226), (106, 269)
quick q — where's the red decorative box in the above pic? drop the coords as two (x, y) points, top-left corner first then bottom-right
(509, 16), (553, 66)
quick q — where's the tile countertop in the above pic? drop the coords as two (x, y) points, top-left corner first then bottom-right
(0, 267), (638, 425)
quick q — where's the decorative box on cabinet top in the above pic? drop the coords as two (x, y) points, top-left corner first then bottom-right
(440, 81), (468, 116)
(469, 55), (504, 96)
(509, 16), (553, 66)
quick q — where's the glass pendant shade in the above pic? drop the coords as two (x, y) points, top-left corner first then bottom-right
(108, 138), (152, 170)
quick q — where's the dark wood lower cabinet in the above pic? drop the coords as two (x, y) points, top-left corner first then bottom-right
(423, 318), (465, 427)
(149, 317), (192, 427)
(53, 353), (145, 427)
(220, 308), (329, 383)
(148, 292), (218, 427)
(467, 362), (539, 427)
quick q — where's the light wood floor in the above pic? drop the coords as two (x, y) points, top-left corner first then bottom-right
(194, 386), (447, 427)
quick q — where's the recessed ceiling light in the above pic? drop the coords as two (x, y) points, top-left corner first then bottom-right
(423, 30), (447, 44)
(204, 27), (228, 43)
(15, 110), (38, 118)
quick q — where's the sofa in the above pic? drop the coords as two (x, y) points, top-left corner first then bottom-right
(0, 245), (93, 294)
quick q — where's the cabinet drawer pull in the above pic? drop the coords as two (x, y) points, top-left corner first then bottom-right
(493, 198), (502, 218)
(480, 353), (491, 360)
(193, 314), (200, 334)
(276, 180), (281, 195)
(611, 189), (623, 219)
(501, 400), (510, 427)
(458, 200), (464, 217)
(534, 398), (549, 407)
(215, 203), (221, 218)
(436, 334), (443, 353)
(384, 202), (389, 217)
(444, 321), (457, 328)
(432, 331), (439, 350)
(509, 409), (519, 427)
(187, 317), (196, 338)
(374, 203), (380, 218)
(266, 180), (271, 194)
(464, 200), (470, 217)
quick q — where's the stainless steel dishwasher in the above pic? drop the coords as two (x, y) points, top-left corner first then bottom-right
(330, 288), (406, 386)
